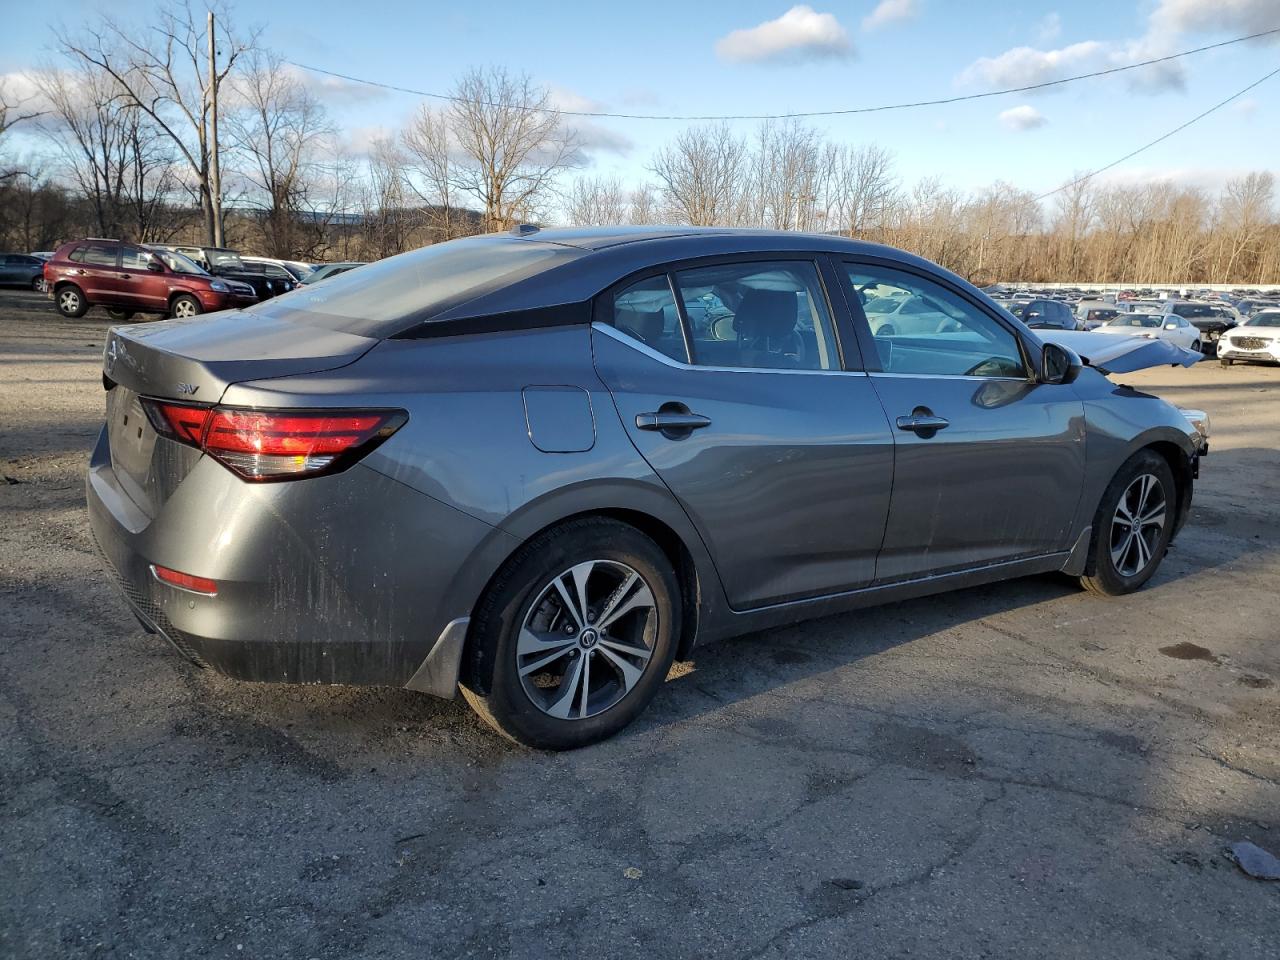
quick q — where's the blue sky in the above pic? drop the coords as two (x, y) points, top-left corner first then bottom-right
(3, 0), (1277, 199)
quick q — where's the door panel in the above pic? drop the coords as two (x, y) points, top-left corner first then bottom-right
(594, 327), (895, 608)
(840, 258), (1086, 582)
(868, 374), (1085, 580)
(76, 242), (123, 301)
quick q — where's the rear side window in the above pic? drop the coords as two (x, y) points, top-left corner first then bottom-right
(246, 236), (583, 337)
(67, 246), (87, 263)
(671, 260), (839, 371)
(82, 243), (119, 267)
(606, 275), (689, 363)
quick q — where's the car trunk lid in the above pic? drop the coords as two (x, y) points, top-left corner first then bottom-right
(102, 312), (378, 517)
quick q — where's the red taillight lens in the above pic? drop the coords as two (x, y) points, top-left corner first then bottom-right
(151, 402), (213, 445)
(151, 564), (218, 595)
(142, 400), (406, 481)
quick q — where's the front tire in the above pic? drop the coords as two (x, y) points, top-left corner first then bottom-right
(461, 518), (681, 750)
(55, 285), (89, 318)
(31, 275), (44, 292)
(1079, 450), (1176, 597)
(169, 294), (202, 319)
(1220, 358), (1234, 367)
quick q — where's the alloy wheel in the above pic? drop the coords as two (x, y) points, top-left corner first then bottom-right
(516, 559), (657, 720)
(173, 299), (198, 318)
(1109, 473), (1166, 577)
(59, 291), (79, 313)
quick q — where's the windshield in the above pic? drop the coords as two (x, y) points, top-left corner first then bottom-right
(1244, 313), (1280, 327)
(1170, 303), (1212, 318)
(245, 236), (583, 337)
(207, 249), (246, 270)
(1105, 315), (1161, 329)
(153, 250), (209, 276)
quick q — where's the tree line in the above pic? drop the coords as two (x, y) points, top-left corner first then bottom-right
(0, 1), (1276, 285)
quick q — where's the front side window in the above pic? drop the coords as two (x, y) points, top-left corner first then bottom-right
(672, 260), (838, 371)
(845, 263), (1026, 378)
(120, 246), (155, 270)
(605, 274), (688, 363)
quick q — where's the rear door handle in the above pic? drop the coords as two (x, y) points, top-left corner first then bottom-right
(636, 411), (712, 432)
(895, 412), (950, 434)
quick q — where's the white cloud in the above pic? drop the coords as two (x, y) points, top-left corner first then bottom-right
(283, 64), (388, 104)
(1150, 0), (1280, 37)
(547, 86), (634, 156)
(1036, 12), (1062, 43)
(862, 0), (918, 32)
(959, 41), (1104, 89)
(958, 0), (1280, 99)
(999, 104), (1047, 131)
(715, 5), (853, 64)
(1231, 97), (1259, 117)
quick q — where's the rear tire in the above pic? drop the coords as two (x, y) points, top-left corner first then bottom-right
(461, 517), (680, 750)
(55, 285), (89, 318)
(169, 294), (201, 319)
(31, 275), (43, 291)
(1078, 449), (1176, 598)
(1191, 339), (1202, 352)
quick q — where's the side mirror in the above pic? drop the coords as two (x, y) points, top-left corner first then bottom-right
(146, 260), (164, 273)
(1041, 342), (1082, 385)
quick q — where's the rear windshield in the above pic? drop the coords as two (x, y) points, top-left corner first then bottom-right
(245, 236), (583, 337)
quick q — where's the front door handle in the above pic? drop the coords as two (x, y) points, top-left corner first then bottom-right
(896, 409), (950, 435)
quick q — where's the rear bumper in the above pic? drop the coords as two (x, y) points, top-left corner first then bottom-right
(86, 425), (509, 696)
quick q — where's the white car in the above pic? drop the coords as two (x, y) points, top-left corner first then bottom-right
(1092, 313), (1201, 351)
(1218, 311), (1280, 366)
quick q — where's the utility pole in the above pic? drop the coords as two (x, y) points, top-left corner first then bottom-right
(208, 10), (223, 247)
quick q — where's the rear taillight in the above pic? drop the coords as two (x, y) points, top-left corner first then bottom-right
(142, 400), (406, 481)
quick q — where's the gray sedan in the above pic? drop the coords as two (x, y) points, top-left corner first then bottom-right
(88, 227), (1207, 749)
(0, 253), (45, 289)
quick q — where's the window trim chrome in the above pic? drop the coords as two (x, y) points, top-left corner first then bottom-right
(591, 322), (869, 377)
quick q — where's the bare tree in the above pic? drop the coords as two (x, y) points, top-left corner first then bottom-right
(227, 50), (332, 258)
(565, 175), (627, 226)
(628, 183), (657, 225)
(438, 67), (578, 232)
(57, 1), (254, 246)
(747, 119), (822, 230)
(402, 105), (471, 241)
(821, 143), (897, 239)
(1215, 172), (1275, 282)
(651, 123), (747, 226)
(360, 136), (412, 258)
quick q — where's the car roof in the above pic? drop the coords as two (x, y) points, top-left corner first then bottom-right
(427, 228), (973, 325)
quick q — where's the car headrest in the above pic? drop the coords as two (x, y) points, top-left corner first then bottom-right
(735, 289), (797, 340)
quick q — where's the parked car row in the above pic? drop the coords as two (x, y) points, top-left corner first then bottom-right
(28, 238), (367, 320)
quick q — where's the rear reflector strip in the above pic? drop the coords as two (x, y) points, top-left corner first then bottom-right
(150, 564), (218, 596)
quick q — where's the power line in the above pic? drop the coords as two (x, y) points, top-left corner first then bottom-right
(285, 26), (1280, 121)
(1035, 64), (1280, 202)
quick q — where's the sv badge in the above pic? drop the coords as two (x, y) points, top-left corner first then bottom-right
(175, 382), (200, 396)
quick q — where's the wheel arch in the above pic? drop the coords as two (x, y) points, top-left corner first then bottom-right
(456, 490), (722, 694)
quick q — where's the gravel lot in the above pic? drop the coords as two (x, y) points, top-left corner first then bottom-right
(2, 287), (1278, 959)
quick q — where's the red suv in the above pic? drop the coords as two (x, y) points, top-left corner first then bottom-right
(45, 239), (258, 320)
